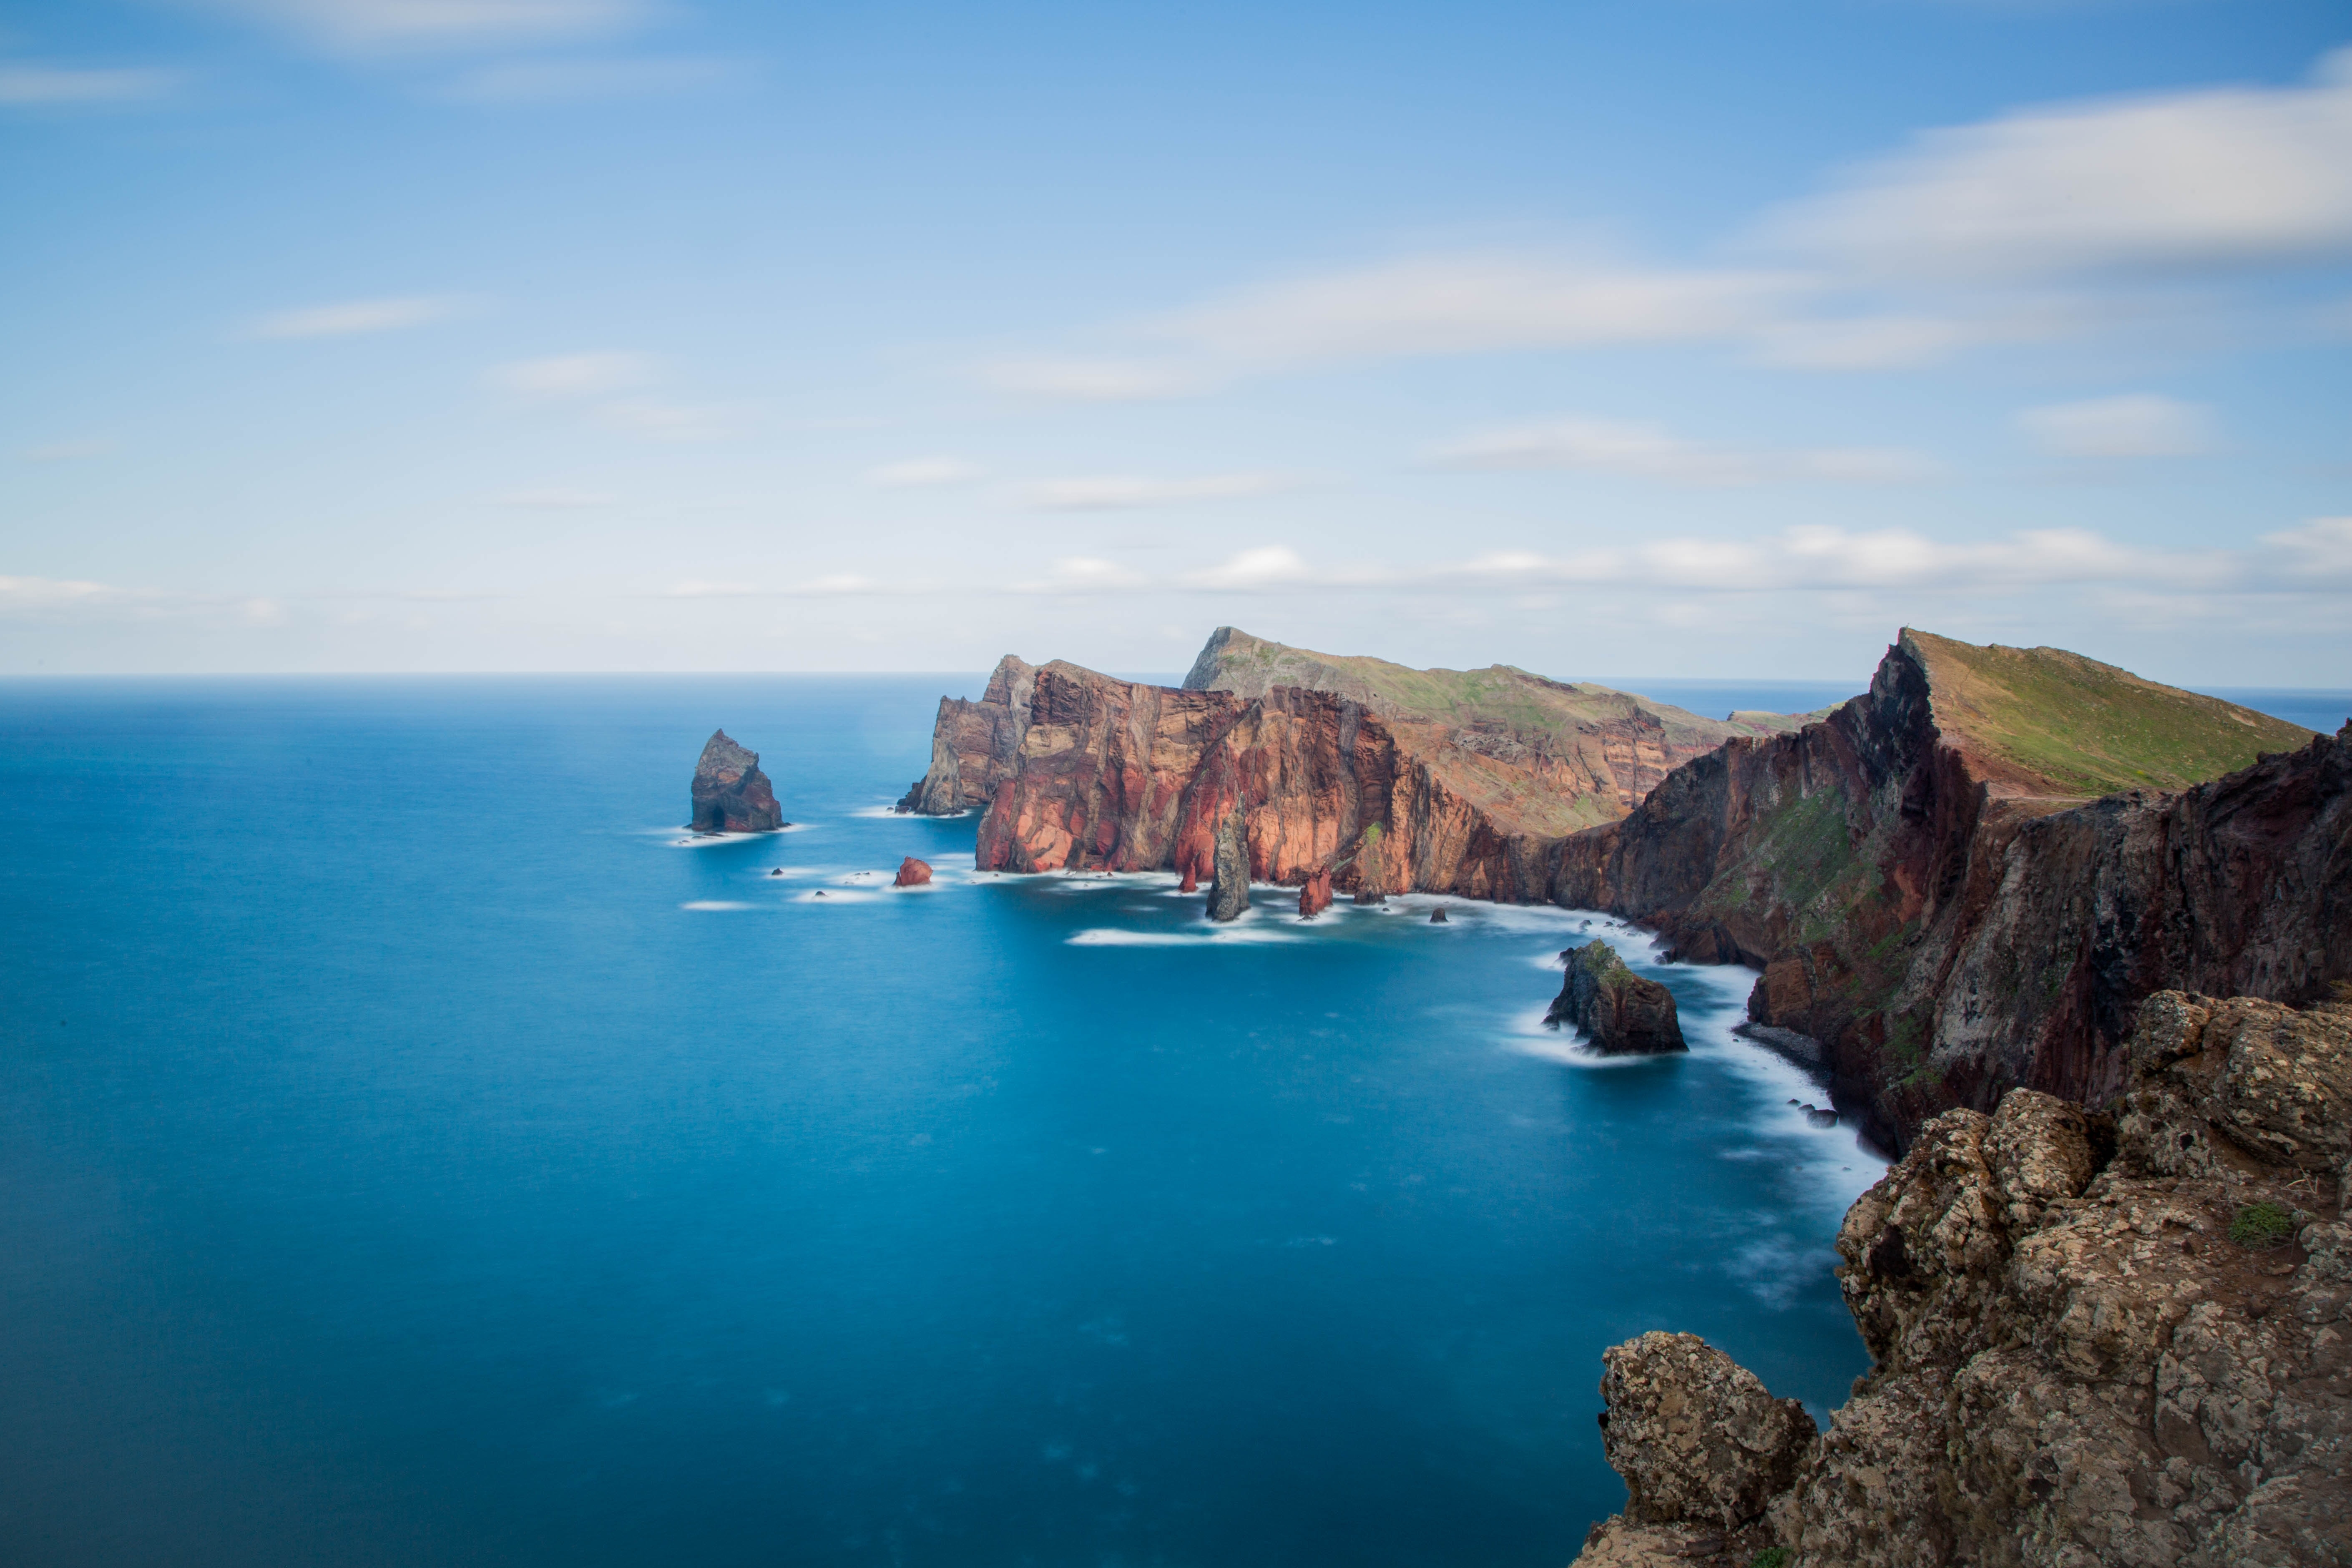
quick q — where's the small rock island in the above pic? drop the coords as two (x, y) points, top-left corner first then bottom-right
(1548, 941), (1687, 1054)
(689, 730), (782, 833)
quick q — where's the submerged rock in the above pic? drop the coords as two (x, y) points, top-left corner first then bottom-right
(1206, 812), (1249, 922)
(1546, 942), (1686, 1054)
(689, 730), (782, 832)
(1297, 869), (1332, 920)
(894, 857), (932, 887)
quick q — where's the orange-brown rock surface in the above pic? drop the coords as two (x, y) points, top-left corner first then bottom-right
(894, 856), (932, 887)
(1298, 869), (1332, 920)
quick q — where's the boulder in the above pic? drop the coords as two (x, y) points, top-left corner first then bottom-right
(1597, 1331), (1817, 1530)
(689, 730), (782, 832)
(894, 857), (932, 887)
(1430, 906), (1449, 923)
(1547, 941), (1687, 1053)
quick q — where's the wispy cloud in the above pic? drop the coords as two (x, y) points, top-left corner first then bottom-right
(2264, 516), (2352, 580)
(1016, 472), (1295, 510)
(868, 456), (984, 489)
(595, 399), (732, 442)
(1432, 416), (1940, 485)
(0, 62), (176, 106)
(2017, 395), (2215, 458)
(199, 0), (653, 55)
(253, 296), (457, 339)
(1009, 557), (1151, 593)
(1759, 47), (2352, 280)
(17, 438), (115, 462)
(442, 55), (744, 104)
(488, 351), (652, 396)
(492, 486), (615, 508)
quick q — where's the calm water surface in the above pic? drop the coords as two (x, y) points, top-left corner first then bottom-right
(1, 676), (1895, 1567)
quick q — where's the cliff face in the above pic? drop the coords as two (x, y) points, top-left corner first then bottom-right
(897, 631), (1813, 899)
(1548, 942), (1687, 1054)
(689, 730), (782, 832)
(1553, 631), (2334, 1150)
(1572, 990), (2352, 1568)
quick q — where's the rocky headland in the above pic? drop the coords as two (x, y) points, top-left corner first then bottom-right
(689, 729), (782, 832)
(1548, 941), (1688, 1054)
(1551, 630), (2335, 1151)
(1571, 986), (2352, 1568)
(894, 628), (1808, 902)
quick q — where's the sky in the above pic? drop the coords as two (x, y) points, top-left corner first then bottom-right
(2, 0), (2349, 684)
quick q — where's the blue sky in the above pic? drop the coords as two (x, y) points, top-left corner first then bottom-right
(3, 1), (2348, 683)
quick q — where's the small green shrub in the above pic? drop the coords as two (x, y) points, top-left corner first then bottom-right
(2229, 1202), (2297, 1249)
(1749, 1550), (1789, 1568)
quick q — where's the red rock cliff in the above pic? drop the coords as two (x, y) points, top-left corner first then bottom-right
(1553, 631), (2340, 1150)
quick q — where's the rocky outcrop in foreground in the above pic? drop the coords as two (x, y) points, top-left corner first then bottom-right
(1297, 869), (1332, 920)
(1554, 630), (2335, 1150)
(1207, 811), (1249, 922)
(1571, 988), (2352, 1568)
(689, 730), (782, 832)
(1548, 942), (1687, 1053)
(894, 857), (932, 887)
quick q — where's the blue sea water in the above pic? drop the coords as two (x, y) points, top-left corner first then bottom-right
(0, 676), (1895, 1568)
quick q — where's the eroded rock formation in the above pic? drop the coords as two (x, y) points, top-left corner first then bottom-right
(894, 856), (932, 887)
(1207, 811), (1249, 922)
(1553, 630), (2335, 1150)
(1298, 869), (1332, 920)
(893, 632), (1807, 902)
(1570, 988), (2352, 1568)
(689, 730), (782, 832)
(1548, 942), (1687, 1054)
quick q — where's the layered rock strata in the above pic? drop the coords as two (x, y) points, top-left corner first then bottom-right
(1570, 988), (2352, 1568)
(1553, 631), (2334, 1150)
(689, 730), (782, 832)
(1548, 942), (1687, 1053)
(894, 634), (1808, 901)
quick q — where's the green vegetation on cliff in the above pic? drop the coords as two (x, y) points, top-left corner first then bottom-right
(1904, 629), (2314, 798)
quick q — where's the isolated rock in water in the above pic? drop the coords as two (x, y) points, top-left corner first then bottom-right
(1207, 812), (1249, 922)
(1548, 941), (1686, 1053)
(1178, 862), (1199, 894)
(1599, 1332), (1817, 1530)
(689, 730), (782, 832)
(894, 857), (932, 887)
(1430, 906), (1449, 923)
(1298, 869), (1332, 920)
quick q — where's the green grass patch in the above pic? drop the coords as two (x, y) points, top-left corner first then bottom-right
(2229, 1202), (2298, 1249)
(1749, 1550), (1790, 1568)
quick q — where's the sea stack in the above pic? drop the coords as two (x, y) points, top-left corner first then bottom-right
(1547, 941), (1686, 1053)
(1206, 812), (1249, 922)
(689, 730), (782, 832)
(1298, 869), (1333, 920)
(1353, 824), (1388, 906)
(1430, 906), (1449, 923)
(894, 856), (932, 887)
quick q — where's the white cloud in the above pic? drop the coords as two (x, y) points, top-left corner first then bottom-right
(488, 351), (651, 396)
(0, 574), (116, 606)
(666, 579), (765, 598)
(2264, 516), (2352, 580)
(1179, 546), (1320, 591)
(253, 296), (456, 338)
(198, 0), (651, 54)
(493, 486), (614, 508)
(18, 438), (114, 462)
(442, 56), (741, 103)
(1761, 48), (2352, 279)
(595, 399), (731, 441)
(1010, 557), (1150, 594)
(2018, 395), (2216, 457)
(0, 63), (175, 105)
(1432, 416), (1938, 485)
(986, 255), (1796, 400)
(868, 456), (983, 489)
(1016, 472), (1294, 510)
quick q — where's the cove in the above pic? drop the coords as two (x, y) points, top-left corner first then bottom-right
(0, 676), (1880, 1568)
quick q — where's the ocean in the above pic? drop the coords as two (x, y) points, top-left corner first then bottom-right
(19, 667), (2280, 1567)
